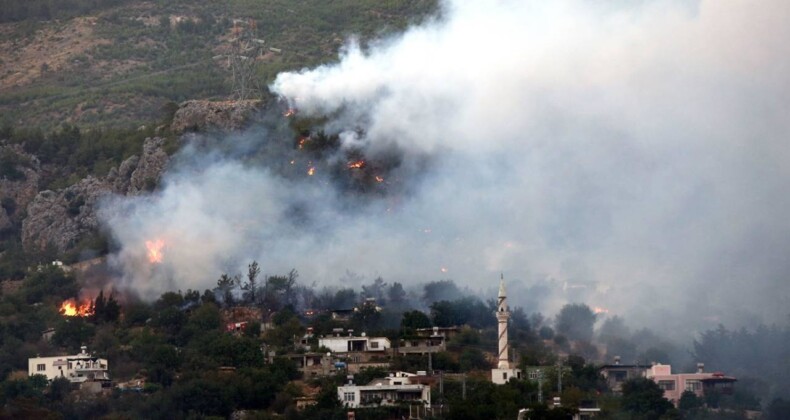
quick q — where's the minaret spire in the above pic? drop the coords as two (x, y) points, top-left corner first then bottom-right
(492, 274), (522, 384)
(496, 274), (510, 369)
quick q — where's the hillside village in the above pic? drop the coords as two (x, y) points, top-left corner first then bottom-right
(0, 255), (765, 419)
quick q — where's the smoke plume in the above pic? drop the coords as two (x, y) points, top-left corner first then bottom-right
(100, 0), (790, 338)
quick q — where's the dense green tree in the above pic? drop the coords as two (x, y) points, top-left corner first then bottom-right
(52, 318), (95, 351)
(678, 390), (703, 411)
(330, 288), (357, 310)
(361, 277), (388, 305)
(387, 281), (407, 308)
(555, 303), (596, 342)
(216, 273), (236, 306)
(351, 300), (382, 332)
(22, 265), (78, 304)
(621, 378), (676, 420)
(459, 348), (488, 371)
(242, 260), (261, 304)
(401, 310), (432, 331)
(423, 279), (463, 304)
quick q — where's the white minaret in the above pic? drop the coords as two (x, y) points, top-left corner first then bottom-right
(492, 274), (521, 384)
(496, 275), (511, 369)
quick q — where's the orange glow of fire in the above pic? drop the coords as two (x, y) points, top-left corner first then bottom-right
(146, 239), (165, 263)
(347, 160), (365, 169)
(375, 175), (384, 183)
(60, 299), (94, 317)
(298, 137), (308, 149)
(283, 108), (296, 117)
(440, 267), (448, 273)
(593, 306), (610, 314)
(307, 167), (316, 176)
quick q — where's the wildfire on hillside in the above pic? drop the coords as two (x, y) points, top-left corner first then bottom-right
(60, 298), (94, 317)
(375, 175), (384, 183)
(593, 306), (610, 315)
(146, 239), (165, 264)
(283, 108), (296, 117)
(347, 160), (365, 169)
(307, 166), (316, 176)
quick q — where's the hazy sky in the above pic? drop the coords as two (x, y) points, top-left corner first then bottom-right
(100, 0), (790, 337)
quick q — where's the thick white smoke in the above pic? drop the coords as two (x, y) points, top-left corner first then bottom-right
(101, 0), (790, 336)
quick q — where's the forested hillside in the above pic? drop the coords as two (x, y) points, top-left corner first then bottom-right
(0, 0), (438, 128)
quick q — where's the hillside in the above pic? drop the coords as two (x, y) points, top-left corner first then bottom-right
(0, 0), (438, 129)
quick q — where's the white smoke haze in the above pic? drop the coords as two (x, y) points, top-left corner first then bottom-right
(100, 0), (790, 338)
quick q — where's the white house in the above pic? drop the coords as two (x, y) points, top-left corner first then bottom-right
(338, 375), (430, 409)
(319, 332), (390, 353)
(28, 346), (109, 383)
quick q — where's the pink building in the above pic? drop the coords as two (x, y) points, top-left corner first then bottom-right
(646, 363), (736, 406)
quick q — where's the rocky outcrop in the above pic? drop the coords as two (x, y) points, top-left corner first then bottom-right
(0, 144), (40, 232)
(130, 136), (169, 195)
(21, 176), (111, 251)
(105, 136), (169, 196)
(170, 99), (261, 134)
(0, 207), (11, 232)
(21, 137), (170, 253)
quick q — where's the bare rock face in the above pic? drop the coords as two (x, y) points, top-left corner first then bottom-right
(0, 207), (11, 232)
(0, 144), (40, 231)
(129, 136), (169, 195)
(107, 155), (138, 194)
(170, 99), (261, 134)
(21, 137), (170, 253)
(22, 176), (111, 252)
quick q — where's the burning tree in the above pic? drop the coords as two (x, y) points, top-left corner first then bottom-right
(60, 298), (94, 317)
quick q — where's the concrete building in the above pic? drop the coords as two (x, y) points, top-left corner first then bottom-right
(646, 363), (736, 407)
(28, 346), (109, 383)
(491, 277), (522, 384)
(281, 352), (334, 378)
(319, 331), (390, 353)
(338, 372), (431, 408)
(397, 329), (447, 355)
(599, 356), (652, 394)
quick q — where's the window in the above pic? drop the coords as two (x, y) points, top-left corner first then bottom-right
(611, 371), (627, 382)
(529, 371), (539, 380)
(685, 380), (701, 392)
(344, 392), (356, 402)
(503, 372), (508, 380)
(658, 380), (676, 391)
(36, 364), (45, 372)
(370, 341), (379, 349)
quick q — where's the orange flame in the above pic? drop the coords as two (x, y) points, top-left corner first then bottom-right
(60, 299), (94, 317)
(283, 108), (296, 117)
(593, 306), (610, 314)
(307, 167), (316, 176)
(375, 175), (384, 183)
(347, 160), (365, 169)
(297, 137), (308, 149)
(146, 239), (165, 263)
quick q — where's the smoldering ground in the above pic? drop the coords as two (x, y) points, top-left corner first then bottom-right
(99, 0), (790, 339)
